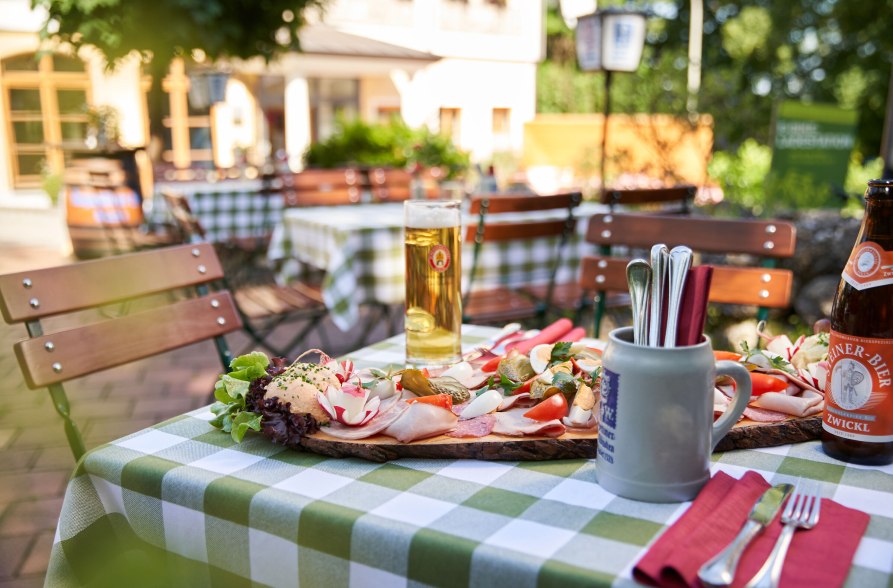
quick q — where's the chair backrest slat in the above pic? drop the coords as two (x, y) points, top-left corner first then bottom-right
(601, 185), (696, 212)
(579, 257), (794, 308)
(14, 292), (241, 388)
(585, 213), (796, 257)
(369, 168), (413, 202)
(464, 219), (574, 243)
(282, 168), (364, 207)
(468, 193), (581, 214)
(0, 243), (222, 322)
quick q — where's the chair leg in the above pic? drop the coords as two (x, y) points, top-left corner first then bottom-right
(593, 292), (606, 338)
(48, 384), (86, 462)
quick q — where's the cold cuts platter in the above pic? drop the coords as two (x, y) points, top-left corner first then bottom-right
(299, 416), (821, 463)
(208, 321), (829, 463)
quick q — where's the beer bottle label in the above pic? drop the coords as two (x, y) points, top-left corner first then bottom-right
(823, 330), (893, 442)
(841, 241), (893, 291)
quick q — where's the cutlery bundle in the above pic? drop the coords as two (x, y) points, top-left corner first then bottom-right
(626, 244), (713, 347)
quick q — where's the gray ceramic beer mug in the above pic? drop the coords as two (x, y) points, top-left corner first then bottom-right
(596, 327), (752, 502)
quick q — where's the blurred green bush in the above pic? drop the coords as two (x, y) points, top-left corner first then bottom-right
(303, 119), (470, 180)
(708, 139), (882, 216)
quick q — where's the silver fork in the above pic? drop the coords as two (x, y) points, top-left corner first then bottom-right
(745, 481), (821, 588)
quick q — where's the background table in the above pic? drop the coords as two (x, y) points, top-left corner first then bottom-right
(47, 325), (892, 587)
(267, 202), (608, 330)
(147, 179), (282, 243)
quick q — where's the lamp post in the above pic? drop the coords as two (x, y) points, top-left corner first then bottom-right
(575, 8), (647, 197)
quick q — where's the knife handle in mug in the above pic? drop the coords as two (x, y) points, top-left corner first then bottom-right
(698, 520), (763, 587)
(711, 360), (753, 450)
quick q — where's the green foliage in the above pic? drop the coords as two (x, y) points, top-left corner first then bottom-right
(540, 1), (892, 157)
(304, 119), (470, 179)
(32, 0), (325, 72)
(40, 161), (63, 205)
(707, 139), (772, 214)
(709, 141), (884, 215)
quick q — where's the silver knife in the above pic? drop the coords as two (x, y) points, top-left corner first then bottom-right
(698, 483), (794, 588)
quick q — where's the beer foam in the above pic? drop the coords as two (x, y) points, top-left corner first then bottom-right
(405, 203), (460, 228)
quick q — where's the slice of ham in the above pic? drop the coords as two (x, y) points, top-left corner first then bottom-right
(561, 414), (598, 431)
(446, 414), (496, 438)
(498, 392), (537, 411)
(750, 390), (823, 417)
(742, 406), (790, 422)
(384, 403), (459, 443)
(492, 409), (566, 438)
(322, 396), (408, 440)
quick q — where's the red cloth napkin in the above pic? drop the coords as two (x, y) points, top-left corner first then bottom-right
(675, 265), (713, 347)
(633, 471), (870, 588)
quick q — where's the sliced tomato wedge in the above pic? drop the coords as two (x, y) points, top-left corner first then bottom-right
(523, 393), (568, 421)
(749, 372), (788, 396)
(714, 350), (742, 361)
(406, 394), (453, 411)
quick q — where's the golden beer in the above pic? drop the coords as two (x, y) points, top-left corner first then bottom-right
(404, 201), (462, 366)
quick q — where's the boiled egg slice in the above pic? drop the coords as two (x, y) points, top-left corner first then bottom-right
(529, 343), (554, 374)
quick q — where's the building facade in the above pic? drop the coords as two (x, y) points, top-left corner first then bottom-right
(0, 0), (544, 206)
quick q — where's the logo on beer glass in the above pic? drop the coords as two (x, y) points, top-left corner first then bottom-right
(428, 245), (451, 272)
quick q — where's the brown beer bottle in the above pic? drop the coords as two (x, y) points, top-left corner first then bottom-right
(821, 179), (893, 465)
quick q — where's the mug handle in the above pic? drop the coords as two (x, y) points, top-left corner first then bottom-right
(711, 360), (753, 450)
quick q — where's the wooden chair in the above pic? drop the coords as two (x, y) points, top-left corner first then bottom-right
(368, 167), (414, 202)
(0, 244), (242, 461)
(523, 185), (698, 319)
(601, 185), (697, 215)
(281, 168), (364, 207)
(463, 192), (582, 325)
(162, 191), (329, 357)
(582, 213), (797, 336)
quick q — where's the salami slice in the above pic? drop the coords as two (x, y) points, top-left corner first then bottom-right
(446, 414), (496, 438)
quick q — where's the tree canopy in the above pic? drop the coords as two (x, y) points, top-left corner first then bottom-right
(32, 0), (325, 72)
(540, 0), (892, 159)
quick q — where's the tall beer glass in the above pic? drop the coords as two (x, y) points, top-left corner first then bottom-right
(404, 200), (462, 366)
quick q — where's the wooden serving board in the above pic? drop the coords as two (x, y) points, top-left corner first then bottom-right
(300, 416), (821, 462)
(715, 415), (822, 452)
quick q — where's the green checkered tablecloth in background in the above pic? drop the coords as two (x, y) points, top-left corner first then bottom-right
(267, 203), (609, 331)
(148, 181), (283, 244)
(46, 325), (893, 587)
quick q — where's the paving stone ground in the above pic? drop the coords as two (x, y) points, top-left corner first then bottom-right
(0, 216), (398, 585)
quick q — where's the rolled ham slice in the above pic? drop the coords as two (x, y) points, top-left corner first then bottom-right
(750, 390), (823, 417)
(446, 414), (496, 438)
(498, 392), (537, 411)
(384, 402), (459, 443)
(492, 410), (566, 438)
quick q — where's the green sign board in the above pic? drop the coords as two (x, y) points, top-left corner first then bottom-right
(770, 101), (857, 190)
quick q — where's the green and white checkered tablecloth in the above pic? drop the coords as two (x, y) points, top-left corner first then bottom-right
(267, 203), (609, 331)
(46, 325), (893, 588)
(148, 181), (283, 244)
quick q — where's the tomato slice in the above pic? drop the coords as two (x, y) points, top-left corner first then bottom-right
(523, 393), (568, 421)
(406, 394), (453, 411)
(749, 372), (788, 396)
(714, 350), (742, 361)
